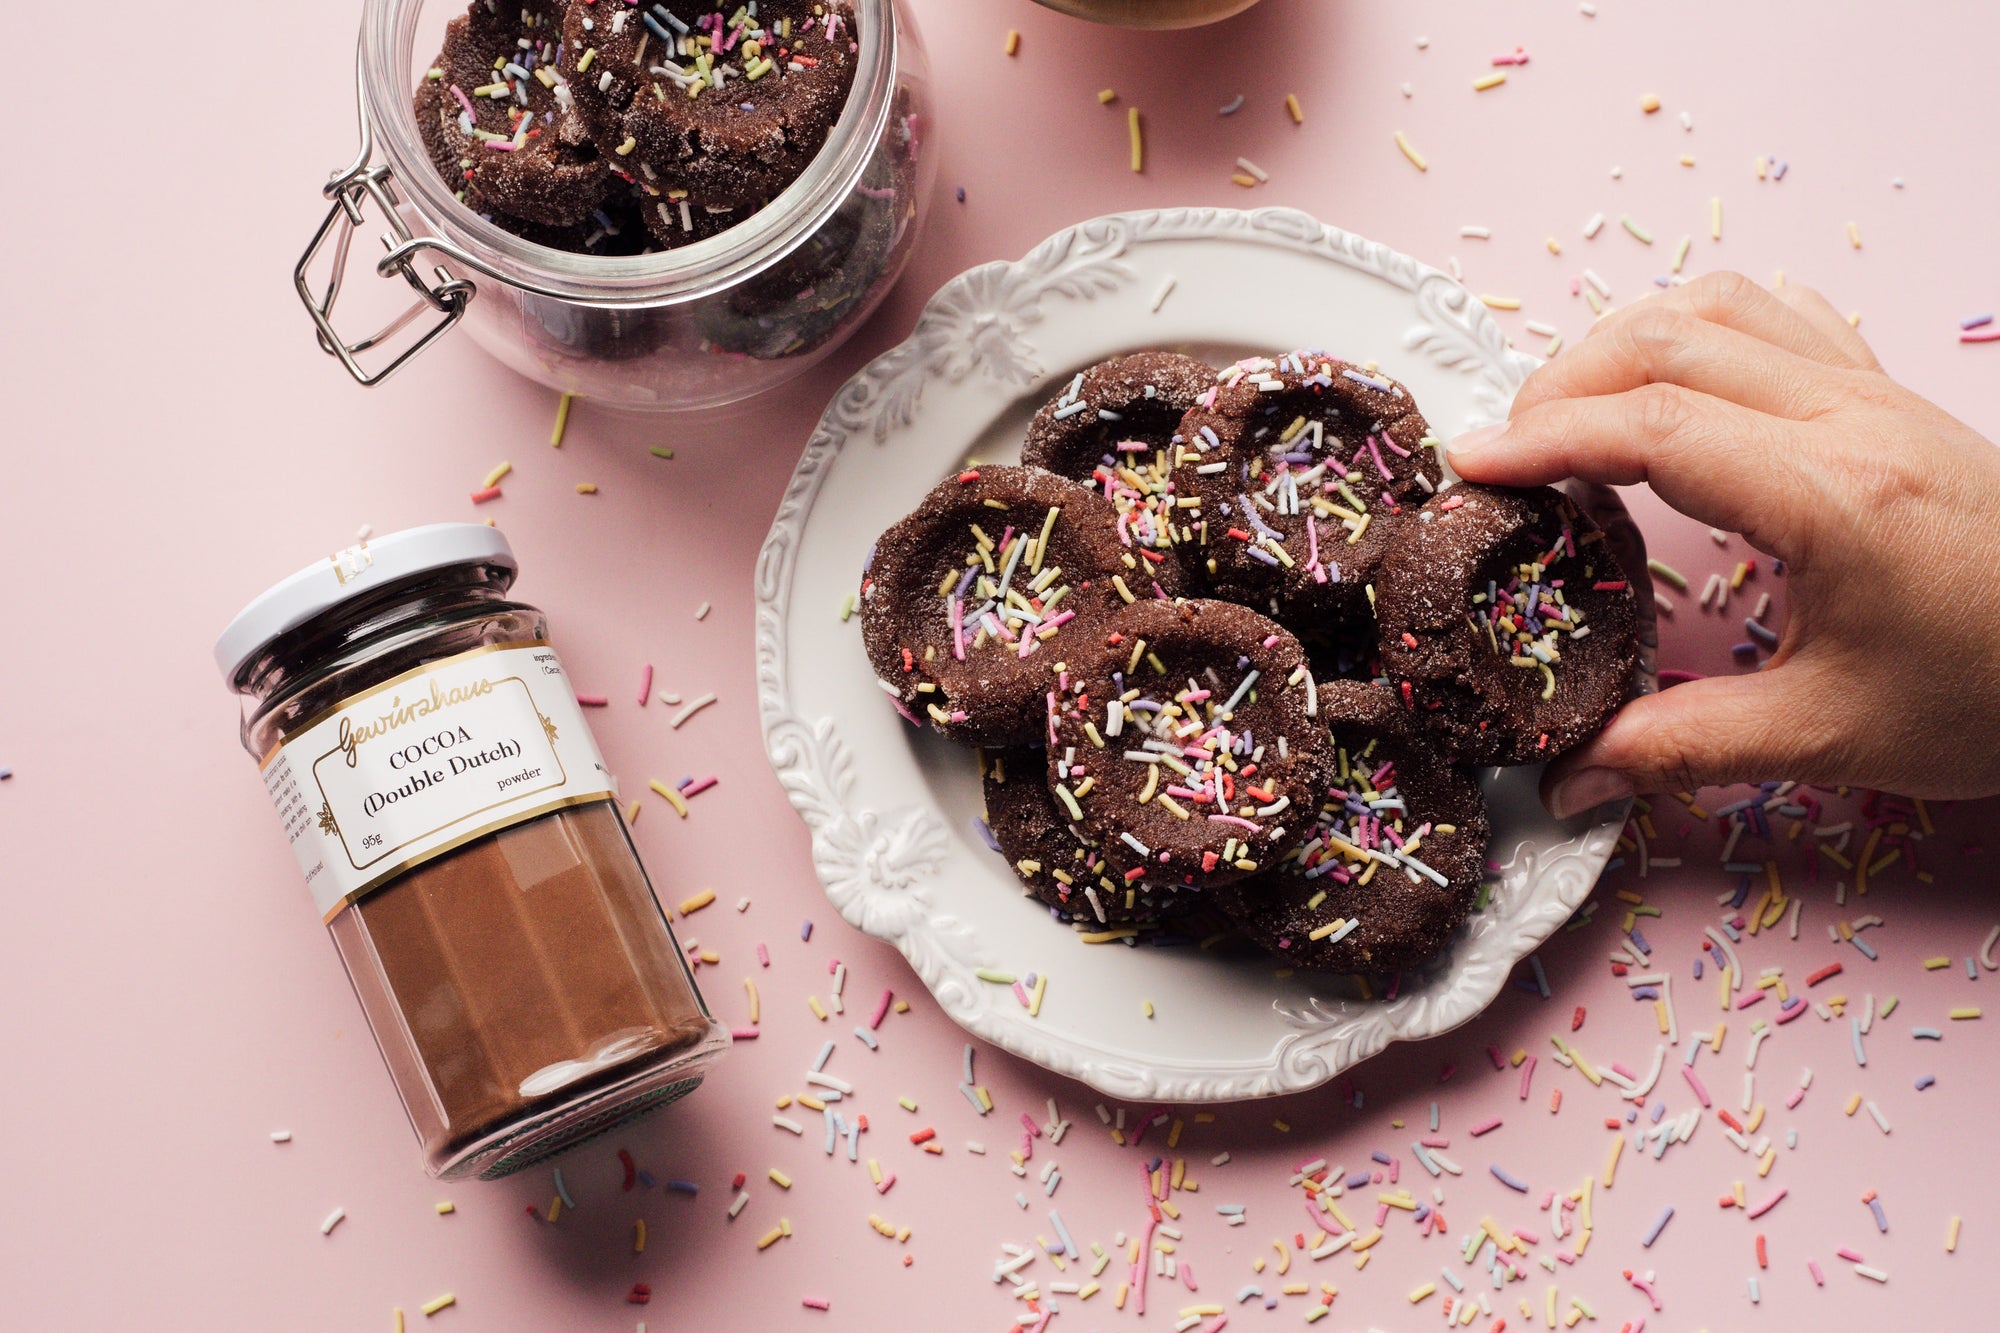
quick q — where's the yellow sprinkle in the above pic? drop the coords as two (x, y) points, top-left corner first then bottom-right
(757, 1225), (784, 1250)
(1112, 574), (1136, 603)
(1393, 130), (1428, 172)
(434, 1201), (455, 1215)
(1142, 999), (1154, 1018)
(420, 1294), (456, 1317)
(1711, 196), (1723, 240)
(1004, 28), (1020, 56)
(1602, 1134), (1623, 1188)
(1923, 956), (1952, 970)
(649, 779), (690, 817)
(1028, 973), (1048, 1018)
(1273, 1119), (1291, 1133)
(1844, 1093), (1863, 1116)
(1128, 106), (1144, 172)
(1231, 172), (1259, 188)
(574, 482), (598, 495)
(1479, 294), (1522, 310)
(1847, 220), (1862, 249)
(1640, 93), (1661, 113)
(549, 392), (573, 447)
(1679, 154), (1696, 167)
(615, 135), (637, 156)
(745, 978), (760, 1024)
(807, 996), (827, 1020)
(1098, 88), (1117, 104)
(1546, 237), (1562, 254)
(1950, 1007), (1982, 1020)
(1285, 92), (1304, 122)
(547, 1195), (561, 1222)
(679, 888), (717, 915)
(625, 799), (641, 824)
(634, 1218), (647, 1253)
(1409, 1282), (1438, 1302)
(1949, 1215), (1962, 1252)
(1473, 72), (1506, 92)
(394, 1310), (405, 1333)
(770, 1168), (793, 1189)
(482, 461), (512, 489)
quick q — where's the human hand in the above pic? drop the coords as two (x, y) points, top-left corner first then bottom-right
(1446, 271), (2000, 818)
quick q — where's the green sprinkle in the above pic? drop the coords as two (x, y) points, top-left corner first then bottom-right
(1621, 215), (1655, 244)
(1879, 995), (1899, 1018)
(838, 593), (855, 622)
(1646, 558), (1689, 591)
(650, 446), (676, 459)
(975, 968), (1017, 985)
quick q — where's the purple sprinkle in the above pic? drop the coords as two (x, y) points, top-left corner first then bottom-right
(1631, 985), (1660, 1001)
(1693, 956), (1704, 979)
(667, 1179), (700, 1195)
(1868, 1198), (1888, 1232)
(1916, 1074), (1936, 1090)
(801, 919), (814, 942)
(1369, 1150), (1393, 1166)
(1961, 313), (1995, 330)
(1628, 928), (1650, 955)
(973, 817), (1001, 853)
(1490, 1165), (1530, 1193)
(1641, 1205), (1675, 1247)
(956, 185), (966, 202)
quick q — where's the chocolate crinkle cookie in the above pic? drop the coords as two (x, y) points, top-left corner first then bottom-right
(1215, 680), (1490, 975)
(414, 0), (612, 227)
(1375, 483), (1641, 766)
(860, 466), (1183, 747)
(560, 0), (858, 245)
(1169, 352), (1441, 642)
(1047, 598), (1336, 891)
(978, 748), (1200, 927)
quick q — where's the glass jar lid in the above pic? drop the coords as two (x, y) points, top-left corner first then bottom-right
(214, 523), (518, 684)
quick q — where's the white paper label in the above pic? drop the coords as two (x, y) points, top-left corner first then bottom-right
(260, 641), (615, 920)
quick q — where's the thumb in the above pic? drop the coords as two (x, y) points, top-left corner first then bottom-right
(1542, 669), (1834, 819)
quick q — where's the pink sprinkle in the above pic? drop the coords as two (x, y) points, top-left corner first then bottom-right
(1470, 1117), (1503, 1136)
(637, 663), (653, 704)
(1747, 1187), (1788, 1220)
(1180, 1260), (1198, 1292)
(1420, 1135), (1450, 1149)
(1519, 1056), (1537, 1099)
(1206, 814), (1261, 831)
(1961, 327), (2000, 343)
(730, 1026), (760, 1040)
(1681, 1066), (1712, 1107)
(1785, 1087), (1806, 1109)
(802, 1296), (831, 1311)
(875, 1172), (896, 1195)
(449, 83), (476, 117)
(1366, 436), (1392, 479)
(575, 693), (609, 707)
(1012, 981), (1031, 1007)
(756, 942), (771, 967)
(869, 989), (894, 1029)
(1836, 1246), (1866, 1264)
(1807, 1259), (1825, 1285)
(682, 775), (718, 798)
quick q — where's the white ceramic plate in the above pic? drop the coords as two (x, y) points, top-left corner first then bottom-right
(755, 208), (1648, 1102)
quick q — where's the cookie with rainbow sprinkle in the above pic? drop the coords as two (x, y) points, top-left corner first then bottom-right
(1215, 680), (1489, 974)
(414, 0), (613, 229)
(1376, 483), (1640, 766)
(1046, 598), (1336, 891)
(860, 466), (1184, 747)
(559, 0), (859, 244)
(978, 748), (1200, 927)
(1168, 352), (1440, 635)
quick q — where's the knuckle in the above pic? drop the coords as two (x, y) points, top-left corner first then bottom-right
(1616, 306), (1694, 365)
(1629, 381), (1693, 445)
(1690, 269), (1761, 313)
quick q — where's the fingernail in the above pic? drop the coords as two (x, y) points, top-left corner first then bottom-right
(1448, 422), (1510, 458)
(1547, 767), (1635, 820)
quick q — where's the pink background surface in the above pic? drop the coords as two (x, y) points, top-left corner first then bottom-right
(4, 0), (1998, 1327)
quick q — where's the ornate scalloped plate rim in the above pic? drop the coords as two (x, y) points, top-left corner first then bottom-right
(755, 206), (1630, 1102)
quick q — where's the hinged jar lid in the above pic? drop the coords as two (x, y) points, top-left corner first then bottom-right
(214, 524), (518, 685)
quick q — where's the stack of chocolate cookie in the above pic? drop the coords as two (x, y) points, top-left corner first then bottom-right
(414, 0), (859, 256)
(859, 351), (1641, 979)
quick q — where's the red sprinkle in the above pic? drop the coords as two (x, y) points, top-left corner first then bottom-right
(957, 470), (981, 484)
(470, 486), (503, 504)
(627, 1284), (652, 1305)
(909, 1127), (936, 1145)
(1571, 1006), (1587, 1031)
(1806, 962), (1844, 987)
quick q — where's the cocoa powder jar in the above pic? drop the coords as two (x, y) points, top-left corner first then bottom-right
(217, 524), (727, 1178)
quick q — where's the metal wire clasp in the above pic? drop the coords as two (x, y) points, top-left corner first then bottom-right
(295, 54), (475, 386)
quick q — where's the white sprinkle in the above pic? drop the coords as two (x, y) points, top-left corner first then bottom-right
(1235, 156), (1270, 182)
(1151, 276), (1177, 312)
(1400, 82), (1414, 98)
(1580, 1), (1597, 12)
(320, 1208), (346, 1236)
(1459, 225), (1492, 239)
(695, 601), (712, 620)
(773, 1115), (805, 1134)
(1525, 319), (1559, 336)
(670, 692), (718, 728)
(1680, 110), (1693, 130)
(1583, 212), (1606, 239)
(270, 1130), (292, 1143)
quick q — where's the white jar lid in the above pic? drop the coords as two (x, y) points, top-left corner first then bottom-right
(215, 524), (518, 685)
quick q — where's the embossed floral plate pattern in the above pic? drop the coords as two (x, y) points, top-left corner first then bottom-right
(756, 208), (1651, 1101)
